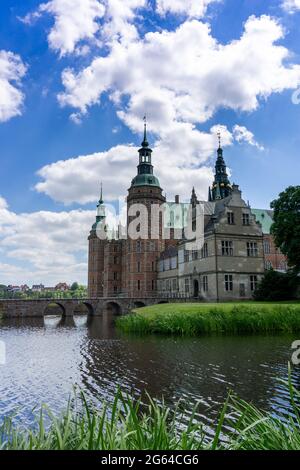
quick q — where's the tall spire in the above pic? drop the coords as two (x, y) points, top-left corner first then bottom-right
(96, 183), (105, 219)
(141, 115), (149, 148)
(130, 118), (161, 188)
(217, 130), (221, 150)
(190, 186), (198, 207)
(99, 182), (103, 205)
(208, 133), (232, 201)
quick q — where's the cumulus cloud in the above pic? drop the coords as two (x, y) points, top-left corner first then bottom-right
(233, 125), (264, 151)
(34, 123), (234, 205)
(282, 0), (300, 12)
(22, 0), (105, 56)
(156, 0), (221, 18)
(58, 15), (300, 130)
(0, 50), (27, 122)
(21, 0), (147, 56)
(0, 196), (95, 284)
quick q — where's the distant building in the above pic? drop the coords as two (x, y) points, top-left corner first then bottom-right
(7, 285), (22, 293)
(20, 284), (29, 292)
(55, 283), (69, 291)
(32, 284), (45, 292)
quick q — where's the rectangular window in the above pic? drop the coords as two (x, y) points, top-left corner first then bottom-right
(222, 241), (233, 256)
(243, 213), (250, 226)
(152, 261), (155, 271)
(137, 280), (141, 291)
(250, 275), (258, 291)
(192, 250), (198, 261)
(137, 262), (141, 273)
(185, 278), (190, 293)
(114, 256), (118, 264)
(201, 243), (208, 258)
(225, 274), (233, 292)
(202, 276), (208, 292)
(263, 239), (271, 254)
(247, 242), (258, 257)
(172, 278), (177, 291)
(113, 272), (118, 281)
(184, 250), (189, 263)
(136, 241), (141, 252)
(152, 279), (155, 291)
(227, 212), (234, 225)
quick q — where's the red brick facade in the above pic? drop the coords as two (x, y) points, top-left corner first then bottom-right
(263, 234), (288, 272)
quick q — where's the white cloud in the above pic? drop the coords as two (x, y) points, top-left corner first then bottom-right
(0, 196), (96, 285)
(102, 0), (146, 45)
(0, 50), (27, 122)
(282, 0), (300, 12)
(21, 0), (147, 56)
(233, 125), (264, 151)
(156, 0), (221, 18)
(34, 124), (233, 205)
(58, 15), (300, 129)
(23, 0), (105, 56)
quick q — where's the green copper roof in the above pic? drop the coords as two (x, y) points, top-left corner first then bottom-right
(251, 209), (274, 234)
(130, 120), (161, 188)
(131, 173), (161, 187)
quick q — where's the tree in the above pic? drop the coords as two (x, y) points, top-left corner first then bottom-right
(271, 186), (300, 272)
(71, 282), (79, 291)
(254, 269), (299, 301)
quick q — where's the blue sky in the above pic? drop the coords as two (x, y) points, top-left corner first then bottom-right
(0, 0), (300, 285)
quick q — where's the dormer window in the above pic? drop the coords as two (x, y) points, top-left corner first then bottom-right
(227, 212), (234, 225)
(243, 213), (250, 225)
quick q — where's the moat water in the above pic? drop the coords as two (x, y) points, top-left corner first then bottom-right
(0, 314), (299, 432)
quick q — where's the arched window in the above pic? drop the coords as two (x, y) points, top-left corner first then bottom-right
(265, 260), (273, 270)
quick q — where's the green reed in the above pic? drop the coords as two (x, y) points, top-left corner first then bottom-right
(0, 368), (299, 450)
(117, 303), (300, 336)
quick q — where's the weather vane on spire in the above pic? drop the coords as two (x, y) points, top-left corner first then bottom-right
(217, 130), (221, 149)
(99, 181), (103, 204)
(142, 114), (148, 146)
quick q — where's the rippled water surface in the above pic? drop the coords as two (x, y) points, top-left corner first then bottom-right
(0, 314), (299, 428)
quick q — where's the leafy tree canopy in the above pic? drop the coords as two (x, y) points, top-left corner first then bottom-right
(271, 186), (300, 272)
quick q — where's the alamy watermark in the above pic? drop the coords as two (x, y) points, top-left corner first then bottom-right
(0, 340), (6, 365)
(291, 340), (300, 366)
(95, 200), (205, 251)
(292, 88), (300, 105)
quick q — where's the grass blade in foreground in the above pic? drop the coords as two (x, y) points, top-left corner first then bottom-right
(0, 370), (299, 450)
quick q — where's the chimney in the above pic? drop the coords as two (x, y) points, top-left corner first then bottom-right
(175, 195), (180, 204)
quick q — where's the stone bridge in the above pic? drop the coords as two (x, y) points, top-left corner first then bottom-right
(0, 297), (169, 318)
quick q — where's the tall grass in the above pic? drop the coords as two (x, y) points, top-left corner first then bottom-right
(117, 304), (300, 336)
(1, 370), (300, 450)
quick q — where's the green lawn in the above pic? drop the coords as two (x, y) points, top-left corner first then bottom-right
(117, 302), (300, 336)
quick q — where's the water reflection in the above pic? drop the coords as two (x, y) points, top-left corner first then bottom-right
(73, 315), (88, 328)
(44, 315), (62, 328)
(0, 314), (297, 429)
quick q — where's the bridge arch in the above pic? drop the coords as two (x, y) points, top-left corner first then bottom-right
(133, 301), (146, 309)
(73, 301), (94, 316)
(44, 302), (66, 317)
(105, 301), (122, 316)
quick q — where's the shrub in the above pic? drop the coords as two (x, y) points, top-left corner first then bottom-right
(254, 270), (299, 301)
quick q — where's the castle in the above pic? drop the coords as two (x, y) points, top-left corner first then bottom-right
(88, 123), (287, 302)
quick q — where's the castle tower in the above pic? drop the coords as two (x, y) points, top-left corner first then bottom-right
(88, 185), (107, 298)
(208, 133), (232, 201)
(125, 119), (166, 297)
